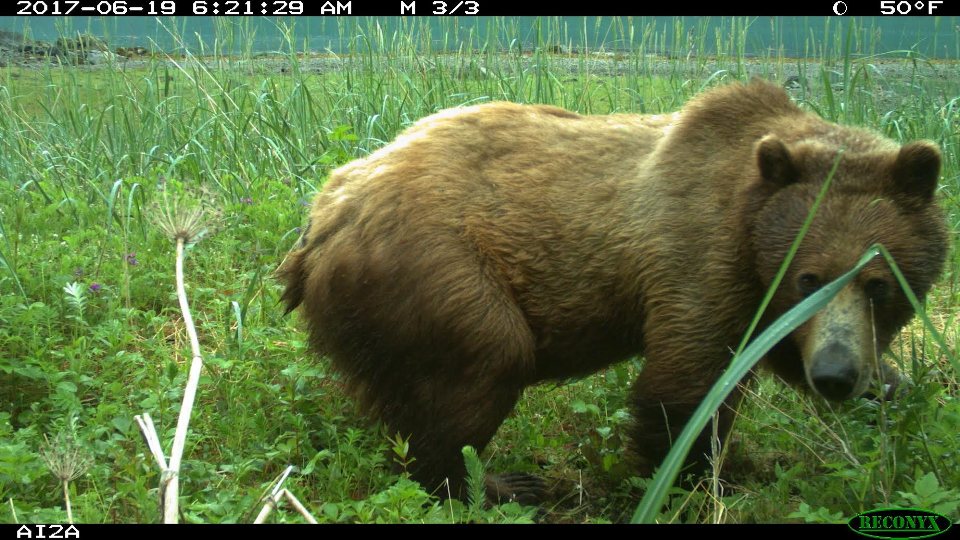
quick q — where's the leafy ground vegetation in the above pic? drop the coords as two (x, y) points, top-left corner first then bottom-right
(0, 17), (958, 523)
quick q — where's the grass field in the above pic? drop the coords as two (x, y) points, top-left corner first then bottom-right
(1, 17), (958, 523)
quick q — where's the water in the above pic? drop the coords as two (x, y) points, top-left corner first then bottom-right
(0, 16), (957, 59)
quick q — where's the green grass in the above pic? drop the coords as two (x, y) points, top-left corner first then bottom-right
(1, 17), (958, 524)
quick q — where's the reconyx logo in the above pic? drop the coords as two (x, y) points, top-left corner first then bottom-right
(849, 508), (952, 539)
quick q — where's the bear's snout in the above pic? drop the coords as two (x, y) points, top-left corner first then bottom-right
(809, 342), (860, 401)
(802, 284), (874, 401)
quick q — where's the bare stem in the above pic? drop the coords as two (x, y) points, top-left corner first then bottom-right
(283, 490), (318, 524)
(63, 479), (73, 524)
(254, 493), (279, 524)
(163, 236), (205, 524)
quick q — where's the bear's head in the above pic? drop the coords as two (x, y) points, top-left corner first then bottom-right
(749, 134), (948, 401)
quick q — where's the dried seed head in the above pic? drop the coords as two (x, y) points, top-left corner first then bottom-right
(151, 188), (222, 245)
(40, 420), (92, 483)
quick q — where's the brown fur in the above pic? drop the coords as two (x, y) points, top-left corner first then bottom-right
(279, 79), (948, 496)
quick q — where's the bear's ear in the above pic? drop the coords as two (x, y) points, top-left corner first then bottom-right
(756, 135), (799, 188)
(891, 141), (941, 201)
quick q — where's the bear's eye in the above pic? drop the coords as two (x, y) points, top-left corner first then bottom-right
(797, 273), (822, 297)
(865, 278), (890, 304)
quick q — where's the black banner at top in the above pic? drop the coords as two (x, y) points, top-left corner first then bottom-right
(5, 0), (959, 16)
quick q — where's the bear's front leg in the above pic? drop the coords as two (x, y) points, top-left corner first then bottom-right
(628, 355), (750, 479)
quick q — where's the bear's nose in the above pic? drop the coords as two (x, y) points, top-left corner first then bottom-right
(810, 343), (859, 401)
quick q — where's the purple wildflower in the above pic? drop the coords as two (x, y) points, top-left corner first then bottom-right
(89, 283), (102, 293)
(125, 252), (138, 266)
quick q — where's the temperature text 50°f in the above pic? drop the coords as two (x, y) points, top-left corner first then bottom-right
(880, 0), (942, 14)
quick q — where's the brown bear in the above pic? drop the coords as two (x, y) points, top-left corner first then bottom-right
(279, 79), (948, 503)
